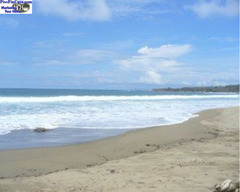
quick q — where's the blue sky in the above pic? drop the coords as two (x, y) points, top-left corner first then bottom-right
(0, 0), (239, 89)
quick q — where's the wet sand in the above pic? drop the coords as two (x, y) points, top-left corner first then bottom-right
(0, 107), (239, 192)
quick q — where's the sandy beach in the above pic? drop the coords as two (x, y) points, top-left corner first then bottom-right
(0, 107), (239, 192)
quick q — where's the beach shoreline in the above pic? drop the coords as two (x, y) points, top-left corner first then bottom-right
(0, 128), (132, 151)
(0, 106), (239, 191)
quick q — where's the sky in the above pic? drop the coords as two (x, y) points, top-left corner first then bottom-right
(0, 0), (239, 89)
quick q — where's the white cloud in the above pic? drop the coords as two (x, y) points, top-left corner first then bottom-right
(36, 0), (174, 21)
(120, 57), (182, 71)
(36, 0), (111, 21)
(209, 36), (239, 42)
(118, 44), (192, 84)
(186, 0), (239, 18)
(139, 70), (162, 84)
(34, 60), (68, 66)
(71, 49), (115, 64)
(107, 0), (174, 17)
(137, 44), (192, 58)
(35, 49), (116, 65)
(74, 49), (111, 58)
(119, 44), (192, 70)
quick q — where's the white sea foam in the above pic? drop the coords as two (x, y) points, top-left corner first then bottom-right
(0, 94), (238, 135)
(0, 94), (238, 103)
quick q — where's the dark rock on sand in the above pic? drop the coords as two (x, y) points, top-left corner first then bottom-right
(33, 128), (50, 133)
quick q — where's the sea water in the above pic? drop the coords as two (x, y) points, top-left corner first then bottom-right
(0, 88), (238, 149)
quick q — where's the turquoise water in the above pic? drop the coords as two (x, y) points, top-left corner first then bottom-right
(0, 88), (238, 149)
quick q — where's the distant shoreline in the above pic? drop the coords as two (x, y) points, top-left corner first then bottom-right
(153, 84), (239, 93)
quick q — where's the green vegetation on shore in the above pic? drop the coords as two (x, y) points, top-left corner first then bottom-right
(153, 84), (239, 93)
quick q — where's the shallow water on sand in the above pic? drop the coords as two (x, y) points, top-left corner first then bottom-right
(0, 128), (130, 150)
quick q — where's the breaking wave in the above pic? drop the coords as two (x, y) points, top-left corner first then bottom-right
(0, 94), (238, 103)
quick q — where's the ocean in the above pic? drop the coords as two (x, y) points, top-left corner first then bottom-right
(0, 88), (238, 150)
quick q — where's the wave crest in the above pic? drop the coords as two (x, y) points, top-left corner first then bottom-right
(0, 95), (238, 103)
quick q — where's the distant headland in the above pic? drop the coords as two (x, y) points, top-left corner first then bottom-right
(153, 84), (239, 93)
